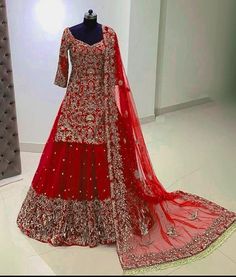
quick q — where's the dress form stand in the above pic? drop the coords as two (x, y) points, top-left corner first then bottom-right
(69, 9), (103, 46)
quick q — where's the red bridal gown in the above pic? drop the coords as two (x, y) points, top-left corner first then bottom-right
(17, 24), (236, 273)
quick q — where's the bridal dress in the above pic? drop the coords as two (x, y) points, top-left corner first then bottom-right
(16, 25), (236, 274)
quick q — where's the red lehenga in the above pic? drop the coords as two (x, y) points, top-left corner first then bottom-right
(17, 24), (236, 274)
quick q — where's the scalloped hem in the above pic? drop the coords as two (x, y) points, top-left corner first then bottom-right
(123, 220), (236, 275)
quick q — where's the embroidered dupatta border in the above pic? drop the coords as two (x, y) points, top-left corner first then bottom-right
(102, 25), (236, 274)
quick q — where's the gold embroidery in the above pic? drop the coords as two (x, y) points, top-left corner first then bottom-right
(54, 27), (107, 144)
(166, 226), (178, 237)
(118, 79), (123, 86)
(124, 221), (236, 275)
(17, 186), (116, 247)
(189, 210), (199, 220)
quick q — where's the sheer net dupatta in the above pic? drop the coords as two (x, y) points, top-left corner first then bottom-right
(102, 26), (236, 274)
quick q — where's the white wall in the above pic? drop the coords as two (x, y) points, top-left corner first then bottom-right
(156, 0), (236, 110)
(6, 0), (236, 146)
(127, 0), (161, 119)
(6, 0), (131, 145)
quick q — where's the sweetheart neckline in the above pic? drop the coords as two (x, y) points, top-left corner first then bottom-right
(66, 25), (105, 47)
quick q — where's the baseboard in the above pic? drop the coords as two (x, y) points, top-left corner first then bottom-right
(20, 143), (44, 153)
(0, 174), (24, 188)
(140, 114), (156, 124)
(155, 97), (213, 115)
(20, 115), (157, 153)
(20, 98), (212, 153)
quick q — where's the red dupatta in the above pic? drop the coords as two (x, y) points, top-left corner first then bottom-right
(102, 26), (236, 273)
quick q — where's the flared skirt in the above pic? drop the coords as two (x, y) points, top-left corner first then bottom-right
(16, 102), (116, 247)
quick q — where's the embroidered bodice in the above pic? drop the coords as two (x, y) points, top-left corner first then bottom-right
(54, 26), (107, 144)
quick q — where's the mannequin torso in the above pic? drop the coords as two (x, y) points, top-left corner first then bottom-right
(69, 19), (103, 46)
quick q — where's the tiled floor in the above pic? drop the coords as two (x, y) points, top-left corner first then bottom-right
(0, 98), (236, 275)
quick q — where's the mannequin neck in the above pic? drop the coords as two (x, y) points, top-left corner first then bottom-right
(69, 21), (102, 45)
(83, 18), (98, 28)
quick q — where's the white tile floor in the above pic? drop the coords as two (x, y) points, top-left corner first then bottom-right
(0, 98), (236, 275)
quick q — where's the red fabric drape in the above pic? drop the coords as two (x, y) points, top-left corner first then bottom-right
(103, 28), (236, 272)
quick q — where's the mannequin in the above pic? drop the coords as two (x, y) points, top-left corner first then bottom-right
(69, 9), (103, 46)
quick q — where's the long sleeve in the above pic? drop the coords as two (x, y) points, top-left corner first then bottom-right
(54, 28), (69, 88)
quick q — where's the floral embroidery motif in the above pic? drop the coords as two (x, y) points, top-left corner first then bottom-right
(189, 210), (199, 220)
(166, 226), (178, 237)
